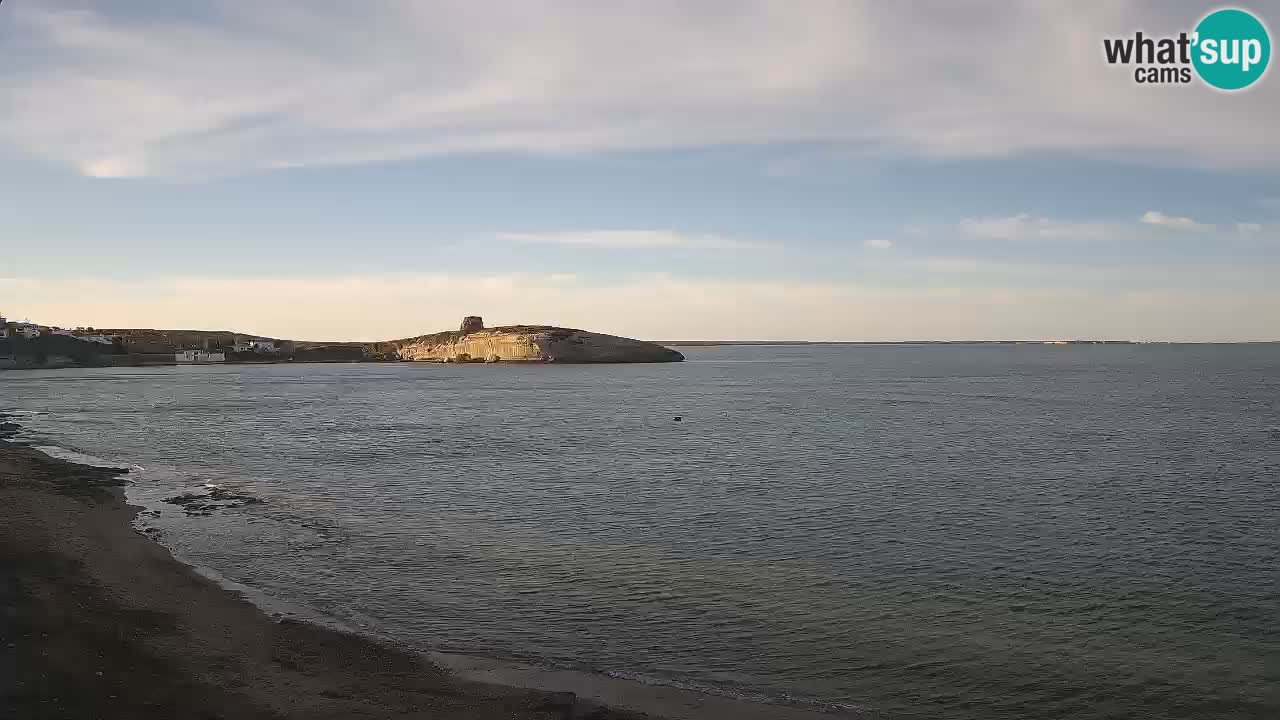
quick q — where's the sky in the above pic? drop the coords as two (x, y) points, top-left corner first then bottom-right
(1, 0), (1278, 342)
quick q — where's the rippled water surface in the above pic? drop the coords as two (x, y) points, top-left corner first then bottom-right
(4, 345), (1278, 718)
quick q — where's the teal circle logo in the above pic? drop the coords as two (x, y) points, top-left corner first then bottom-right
(1192, 8), (1271, 90)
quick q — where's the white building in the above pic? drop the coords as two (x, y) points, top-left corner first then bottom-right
(234, 338), (277, 353)
(175, 350), (226, 364)
(74, 335), (116, 346)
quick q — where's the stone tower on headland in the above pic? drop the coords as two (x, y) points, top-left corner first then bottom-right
(393, 316), (684, 363)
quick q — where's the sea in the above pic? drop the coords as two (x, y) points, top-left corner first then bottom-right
(3, 344), (1278, 719)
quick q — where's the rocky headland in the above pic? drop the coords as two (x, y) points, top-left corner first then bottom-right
(386, 317), (684, 364)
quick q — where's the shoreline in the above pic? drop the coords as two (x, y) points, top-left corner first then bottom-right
(0, 420), (650, 720)
(1, 417), (865, 720)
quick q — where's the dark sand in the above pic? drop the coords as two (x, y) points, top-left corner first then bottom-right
(0, 428), (649, 720)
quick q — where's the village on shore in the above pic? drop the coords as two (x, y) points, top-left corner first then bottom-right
(0, 312), (375, 369)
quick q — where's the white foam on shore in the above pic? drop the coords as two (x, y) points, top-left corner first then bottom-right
(123, 478), (872, 719)
(170, 546), (863, 718)
(31, 444), (136, 471)
(431, 652), (876, 720)
(176, 550), (869, 719)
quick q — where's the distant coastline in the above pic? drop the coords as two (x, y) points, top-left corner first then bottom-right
(6, 318), (1278, 371)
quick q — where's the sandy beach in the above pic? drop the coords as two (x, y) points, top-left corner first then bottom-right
(0, 424), (648, 720)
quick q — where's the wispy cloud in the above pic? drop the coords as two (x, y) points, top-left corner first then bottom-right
(953, 211), (1274, 237)
(1141, 211), (1211, 232)
(959, 214), (1110, 241)
(863, 238), (894, 250)
(925, 257), (982, 274)
(2, 2), (1278, 178)
(497, 230), (768, 250)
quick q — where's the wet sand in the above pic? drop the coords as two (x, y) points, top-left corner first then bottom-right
(0, 429), (648, 720)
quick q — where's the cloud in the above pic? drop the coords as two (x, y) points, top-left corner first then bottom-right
(2, 271), (1276, 342)
(497, 230), (768, 250)
(82, 155), (151, 179)
(952, 212), (1272, 236)
(2, 1), (1279, 178)
(959, 214), (1110, 241)
(924, 257), (982, 274)
(863, 238), (894, 250)
(1141, 211), (1211, 232)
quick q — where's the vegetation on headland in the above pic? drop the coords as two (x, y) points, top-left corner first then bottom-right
(0, 316), (683, 369)
(0, 333), (376, 370)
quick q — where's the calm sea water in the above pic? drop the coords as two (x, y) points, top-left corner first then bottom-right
(3, 345), (1278, 719)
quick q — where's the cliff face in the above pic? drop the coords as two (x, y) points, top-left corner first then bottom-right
(393, 324), (684, 363)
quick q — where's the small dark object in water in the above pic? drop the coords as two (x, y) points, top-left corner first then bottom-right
(674, 416), (682, 421)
